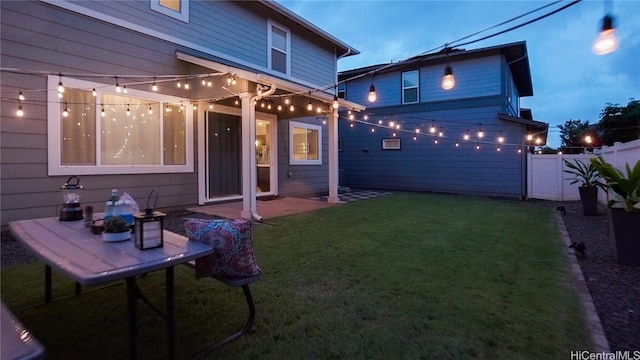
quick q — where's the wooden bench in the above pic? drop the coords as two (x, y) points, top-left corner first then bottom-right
(1, 301), (46, 360)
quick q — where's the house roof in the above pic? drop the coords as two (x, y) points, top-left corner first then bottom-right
(498, 112), (548, 145)
(260, 1), (360, 58)
(339, 41), (533, 97)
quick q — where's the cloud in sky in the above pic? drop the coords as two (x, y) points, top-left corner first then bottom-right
(278, 0), (640, 147)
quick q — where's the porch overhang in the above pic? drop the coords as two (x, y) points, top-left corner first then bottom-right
(498, 113), (548, 146)
(176, 51), (365, 111)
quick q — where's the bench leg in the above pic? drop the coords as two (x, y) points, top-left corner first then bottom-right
(44, 265), (52, 303)
(197, 284), (256, 358)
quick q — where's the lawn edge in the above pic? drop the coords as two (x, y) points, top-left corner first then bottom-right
(555, 212), (610, 353)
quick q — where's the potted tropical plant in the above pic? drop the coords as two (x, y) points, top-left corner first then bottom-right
(590, 156), (640, 266)
(563, 159), (606, 216)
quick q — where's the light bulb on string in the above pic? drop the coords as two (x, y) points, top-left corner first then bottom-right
(455, 139), (460, 147)
(463, 130), (470, 141)
(438, 130), (443, 137)
(148, 105), (153, 114)
(476, 142), (480, 150)
(593, 14), (618, 55)
(307, 100), (313, 111)
(413, 135), (417, 141)
(207, 78), (212, 87)
(16, 105), (24, 117)
(101, 104), (105, 117)
(209, 101), (215, 110)
(193, 103), (197, 110)
(18, 91), (25, 101)
(368, 83), (377, 102)
(126, 106), (131, 116)
(123, 86), (128, 94)
(497, 145), (501, 152)
(62, 103), (69, 117)
(202, 78), (207, 86)
(333, 95), (339, 110)
(152, 77), (158, 92)
(434, 137), (438, 144)
(289, 104), (295, 112)
(477, 125), (484, 138)
(441, 65), (455, 90)
(284, 98), (290, 105)
(277, 104), (282, 111)
(371, 127), (375, 133)
(57, 75), (64, 93)
(92, 88), (97, 97)
(115, 77), (122, 93)
(498, 132), (504, 143)
(430, 121), (436, 133)
(184, 81), (190, 90)
(364, 115), (369, 120)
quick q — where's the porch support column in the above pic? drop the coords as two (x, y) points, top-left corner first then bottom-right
(240, 92), (257, 219)
(327, 109), (340, 204)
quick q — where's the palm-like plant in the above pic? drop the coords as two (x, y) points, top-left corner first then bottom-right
(590, 156), (640, 212)
(563, 159), (606, 190)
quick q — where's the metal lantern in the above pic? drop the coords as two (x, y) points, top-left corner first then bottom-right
(59, 175), (84, 221)
(134, 190), (165, 250)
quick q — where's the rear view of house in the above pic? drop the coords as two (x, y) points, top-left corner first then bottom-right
(0, 0), (363, 225)
(337, 42), (548, 198)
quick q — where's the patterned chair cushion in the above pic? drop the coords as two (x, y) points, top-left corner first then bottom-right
(183, 218), (261, 278)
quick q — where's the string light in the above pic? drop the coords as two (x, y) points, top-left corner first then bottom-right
(18, 91), (25, 101)
(115, 77), (122, 93)
(62, 102), (69, 117)
(148, 105), (153, 114)
(430, 121), (436, 133)
(123, 85), (128, 94)
(476, 142), (480, 150)
(455, 139), (460, 147)
(152, 77), (158, 92)
(289, 104), (295, 112)
(57, 75), (64, 94)
(498, 131), (504, 143)
(284, 98), (291, 105)
(101, 105), (105, 117)
(126, 105), (131, 116)
(92, 88), (97, 97)
(209, 101), (215, 110)
(277, 104), (282, 111)
(307, 99), (313, 111)
(333, 95), (339, 110)
(176, 79), (182, 88)
(441, 65), (455, 90)
(368, 82), (377, 102)
(16, 104), (24, 117)
(593, 15), (618, 55)
(463, 130), (470, 141)
(477, 125), (484, 138)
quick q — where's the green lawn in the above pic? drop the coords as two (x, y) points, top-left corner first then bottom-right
(1, 193), (591, 359)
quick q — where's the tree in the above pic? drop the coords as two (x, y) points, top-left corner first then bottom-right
(557, 119), (600, 154)
(597, 99), (640, 146)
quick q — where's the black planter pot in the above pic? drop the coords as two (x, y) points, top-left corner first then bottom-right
(578, 186), (599, 216)
(608, 208), (640, 266)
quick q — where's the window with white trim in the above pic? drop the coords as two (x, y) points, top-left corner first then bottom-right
(289, 121), (321, 165)
(151, 0), (189, 23)
(402, 70), (419, 104)
(337, 83), (346, 99)
(47, 76), (193, 175)
(268, 20), (290, 75)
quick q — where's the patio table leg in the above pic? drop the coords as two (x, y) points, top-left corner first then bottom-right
(166, 266), (175, 360)
(126, 276), (138, 360)
(45, 265), (52, 303)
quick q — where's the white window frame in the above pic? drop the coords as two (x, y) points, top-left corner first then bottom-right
(267, 19), (291, 75)
(289, 121), (322, 165)
(402, 70), (419, 104)
(150, 0), (189, 23)
(47, 75), (193, 176)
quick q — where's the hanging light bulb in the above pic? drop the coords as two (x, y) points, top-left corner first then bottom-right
(284, 97), (290, 105)
(207, 78), (212, 87)
(62, 103), (69, 117)
(349, 113), (354, 120)
(202, 78), (207, 86)
(477, 125), (484, 138)
(498, 132), (504, 143)
(152, 77), (158, 92)
(267, 102), (272, 110)
(123, 85), (128, 94)
(176, 79), (182, 88)
(16, 104), (24, 117)
(364, 115), (369, 120)
(289, 104), (295, 112)
(438, 130), (443, 137)
(455, 139), (460, 147)
(430, 121), (436, 133)
(92, 88), (97, 97)
(57, 76), (65, 93)
(307, 100), (313, 111)
(101, 105), (106, 117)
(231, 76), (237, 86)
(277, 104), (282, 111)
(463, 130), (470, 141)
(126, 106), (131, 116)
(235, 98), (240, 106)
(115, 77), (122, 93)
(415, 129), (421, 134)
(180, 102), (184, 111)
(148, 105), (153, 114)
(593, 15), (618, 55)
(333, 95), (339, 110)
(209, 102), (215, 110)
(368, 84), (377, 102)
(434, 137), (438, 144)
(497, 145), (502, 152)
(441, 65), (455, 90)
(184, 82), (190, 90)
(476, 142), (480, 150)
(413, 135), (417, 141)
(193, 103), (197, 110)
(316, 105), (322, 114)
(18, 91), (25, 101)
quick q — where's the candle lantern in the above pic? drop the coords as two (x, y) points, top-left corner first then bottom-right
(59, 175), (84, 221)
(134, 190), (166, 250)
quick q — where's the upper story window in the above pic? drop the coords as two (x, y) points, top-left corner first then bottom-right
(268, 20), (290, 75)
(402, 70), (419, 104)
(47, 76), (193, 175)
(151, 0), (189, 23)
(337, 83), (346, 99)
(289, 121), (321, 165)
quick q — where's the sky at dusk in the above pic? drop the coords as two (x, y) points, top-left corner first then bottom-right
(277, 0), (640, 148)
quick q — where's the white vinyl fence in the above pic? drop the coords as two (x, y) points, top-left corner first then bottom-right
(528, 139), (640, 202)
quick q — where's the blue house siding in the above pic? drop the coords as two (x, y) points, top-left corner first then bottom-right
(54, 0), (338, 89)
(277, 117), (330, 197)
(339, 105), (528, 198)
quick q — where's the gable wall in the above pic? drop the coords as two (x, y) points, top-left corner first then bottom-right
(57, 0), (337, 86)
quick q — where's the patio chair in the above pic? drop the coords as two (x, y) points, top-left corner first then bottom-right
(182, 218), (262, 356)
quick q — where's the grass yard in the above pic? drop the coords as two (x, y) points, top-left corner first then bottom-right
(1, 193), (591, 359)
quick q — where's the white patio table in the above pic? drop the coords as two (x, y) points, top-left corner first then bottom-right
(8, 216), (213, 360)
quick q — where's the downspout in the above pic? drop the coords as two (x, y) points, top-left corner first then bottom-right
(248, 82), (277, 222)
